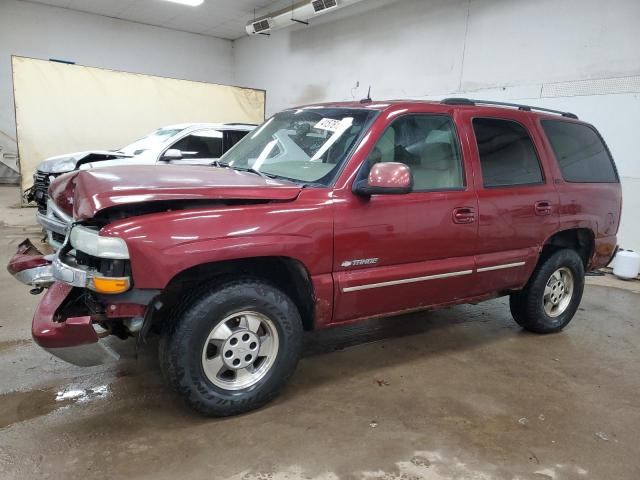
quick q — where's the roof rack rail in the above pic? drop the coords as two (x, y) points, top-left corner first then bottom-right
(441, 98), (578, 119)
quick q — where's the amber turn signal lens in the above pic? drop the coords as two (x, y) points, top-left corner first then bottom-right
(91, 276), (130, 294)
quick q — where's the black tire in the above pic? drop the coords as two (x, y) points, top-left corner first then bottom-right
(509, 249), (585, 334)
(159, 278), (303, 416)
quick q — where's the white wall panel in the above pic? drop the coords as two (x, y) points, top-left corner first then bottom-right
(234, 0), (640, 251)
(12, 57), (264, 192)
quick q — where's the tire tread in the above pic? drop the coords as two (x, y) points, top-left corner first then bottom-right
(509, 249), (585, 334)
(159, 277), (302, 416)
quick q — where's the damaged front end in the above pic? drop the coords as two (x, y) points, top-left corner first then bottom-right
(7, 226), (158, 367)
(32, 283), (121, 367)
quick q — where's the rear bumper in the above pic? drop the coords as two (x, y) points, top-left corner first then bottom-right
(591, 235), (618, 269)
(32, 282), (119, 366)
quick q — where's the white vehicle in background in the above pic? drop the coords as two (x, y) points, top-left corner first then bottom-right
(27, 122), (256, 248)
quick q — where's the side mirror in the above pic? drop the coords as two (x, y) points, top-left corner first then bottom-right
(353, 162), (413, 196)
(161, 148), (182, 161)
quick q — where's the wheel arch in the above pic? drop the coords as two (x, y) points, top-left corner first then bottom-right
(540, 228), (595, 268)
(159, 256), (316, 331)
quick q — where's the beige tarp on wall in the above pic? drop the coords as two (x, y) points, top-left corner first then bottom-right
(12, 56), (265, 193)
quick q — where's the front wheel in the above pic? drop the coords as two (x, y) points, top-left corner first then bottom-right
(510, 249), (585, 334)
(159, 278), (303, 416)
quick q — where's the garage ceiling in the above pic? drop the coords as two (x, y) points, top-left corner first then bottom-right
(22, 0), (283, 40)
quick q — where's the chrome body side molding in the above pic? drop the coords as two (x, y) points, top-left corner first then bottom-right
(342, 261), (527, 293)
(476, 261), (526, 273)
(342, 269), (473, 293)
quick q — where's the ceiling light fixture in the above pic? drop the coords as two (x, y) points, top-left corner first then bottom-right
(163, 0), (205, 7)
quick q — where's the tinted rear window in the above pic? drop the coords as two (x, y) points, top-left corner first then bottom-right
(541, 120), (618, 183)
(473, 118), (543, 188)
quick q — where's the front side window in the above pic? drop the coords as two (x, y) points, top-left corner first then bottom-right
(541, 120), (618, 183)
(473, 118), (543, 188)
(219, 108), (377, 185)
(171, 129), (224, 158)
(362, 114), (464, 191)
(118, 127), (184, 155)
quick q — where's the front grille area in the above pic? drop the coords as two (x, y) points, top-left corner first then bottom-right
(33, 171), (53, 214)
(51, 231), (66, 245)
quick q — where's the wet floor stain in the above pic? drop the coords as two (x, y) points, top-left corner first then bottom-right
(55, 384), (109, 403)
(0, 384), (110, 429)
(0, 388), (63, 429)
(0, 339), (31, 353)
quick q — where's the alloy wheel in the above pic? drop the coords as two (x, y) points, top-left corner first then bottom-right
(201, 311), (279, 390)
(542, 267), (574, 317)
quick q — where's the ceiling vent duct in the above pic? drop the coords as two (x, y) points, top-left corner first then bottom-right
(246, 0), (364, 36)
(246, 17), (274, 35)
(311, 0), (338, 14)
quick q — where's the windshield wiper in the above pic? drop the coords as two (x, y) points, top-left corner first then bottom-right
(212, 161), (269, 179)
(236, 166), (268, 178)
(210, 160), (230, 168)
(211, 161), (311, 185)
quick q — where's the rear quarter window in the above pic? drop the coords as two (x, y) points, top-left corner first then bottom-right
(472, 117), (544, 188)
(541, 120), (618, 183)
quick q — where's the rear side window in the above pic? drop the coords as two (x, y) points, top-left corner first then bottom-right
(541, 120), (618, 183)
(223, 130), (250, 152)
(473, 118), (543, 188)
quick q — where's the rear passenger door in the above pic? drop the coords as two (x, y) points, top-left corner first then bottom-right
(462, 113), (560, 293)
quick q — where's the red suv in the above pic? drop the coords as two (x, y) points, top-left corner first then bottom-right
(8, 99), (621, 416)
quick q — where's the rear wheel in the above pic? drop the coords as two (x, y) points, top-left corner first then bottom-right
(160, 278), (303, 416)
(509, 249), (585, 334)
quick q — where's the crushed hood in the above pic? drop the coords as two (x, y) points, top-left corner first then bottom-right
(38, 151), (133, 174)
(49, 164), (302, 220)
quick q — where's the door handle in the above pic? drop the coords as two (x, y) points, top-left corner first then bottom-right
(534, 200), (552, 216)
(452, 207), (475, 224)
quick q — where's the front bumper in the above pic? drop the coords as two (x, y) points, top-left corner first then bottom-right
(32, 282), (119, 366)
(8, 239), (129, 366)
(7, 239), (54, 287)
(8, 238), (129, 293)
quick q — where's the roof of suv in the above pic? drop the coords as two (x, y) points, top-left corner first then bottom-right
(294, 98), (579, 121)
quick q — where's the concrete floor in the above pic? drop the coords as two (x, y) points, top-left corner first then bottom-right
(0, 185), (639, 480)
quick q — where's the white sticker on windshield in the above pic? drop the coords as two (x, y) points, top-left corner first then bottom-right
(314, 118), (344, 132)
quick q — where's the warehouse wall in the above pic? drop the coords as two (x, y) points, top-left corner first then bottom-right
(233, 0), (640, 251)
(0, 0), (234, 183)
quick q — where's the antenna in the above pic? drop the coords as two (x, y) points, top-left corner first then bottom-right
(360, 85), (372, 104)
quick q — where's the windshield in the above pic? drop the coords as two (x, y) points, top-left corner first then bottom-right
(219, 108), (377, 185)
(118, 127), (185, 155)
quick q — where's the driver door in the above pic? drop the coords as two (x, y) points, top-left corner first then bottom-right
(332, 112), (479, 323)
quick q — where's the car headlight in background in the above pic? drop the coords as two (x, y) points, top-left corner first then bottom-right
(50, 158), (78, 173)
(69, 226), (129, 259)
